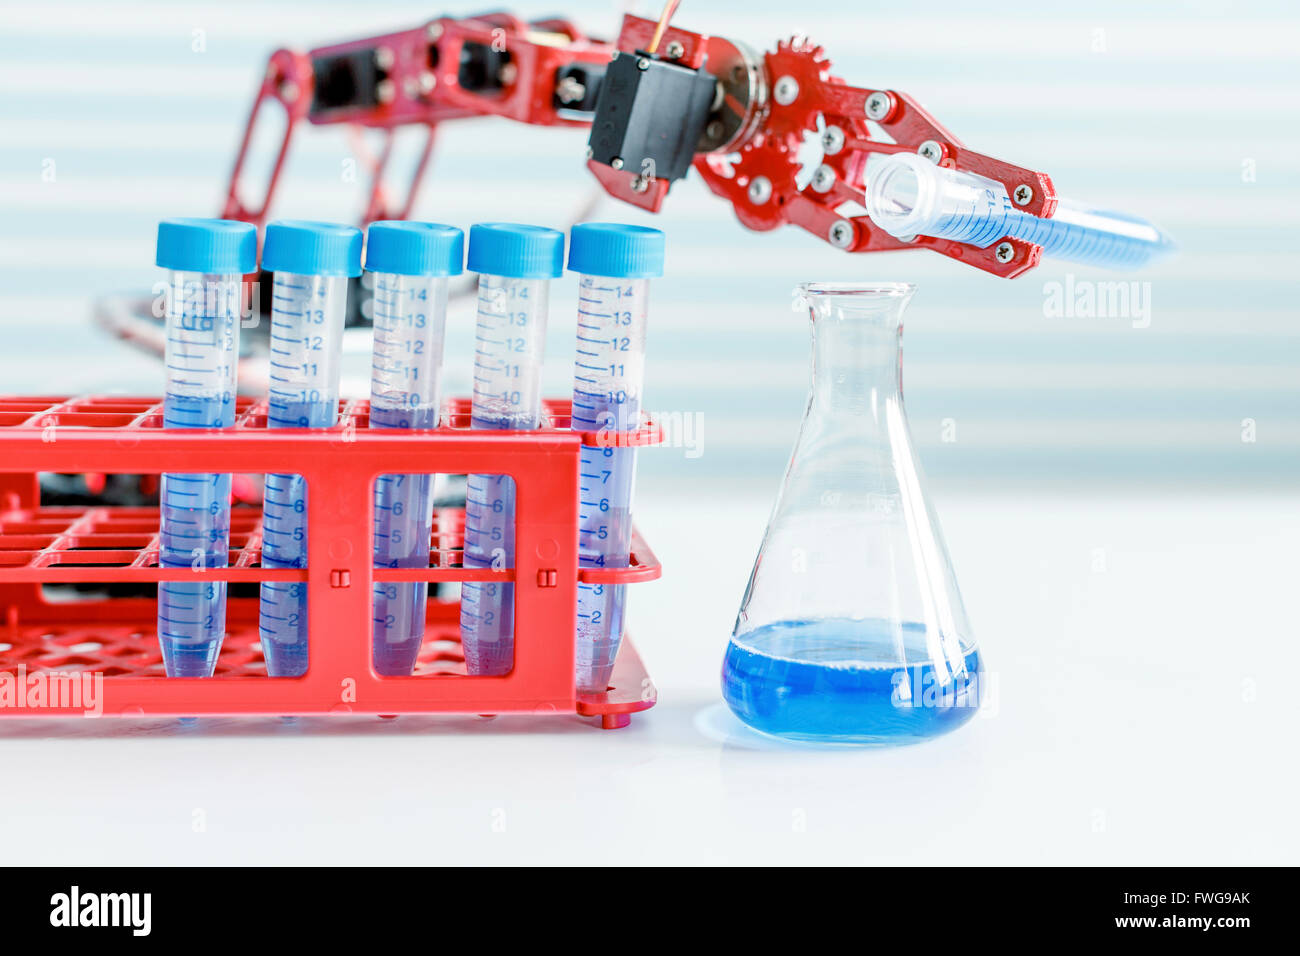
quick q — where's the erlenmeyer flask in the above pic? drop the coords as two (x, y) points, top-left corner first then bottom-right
(722, 282), (984, 745)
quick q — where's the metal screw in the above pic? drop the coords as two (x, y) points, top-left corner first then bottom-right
(631, 175), (651, 193)
(1014, 184), (1034, 205)
(556, 76), (586, 105)
(810, 164), (836, 193)
(865, 91), (893, 120)
(706, 119), (725, 140)
(611, 156), (624, 170)
(498, 63), (518, 86)
(917, 140), (943, 163)
(995, 242), (1015, 263)
(665, 40), (685, 59)
(637, 57), (651, 71)
(748, 176), (773, 204)
(419, 72), (436, 95)
(374, 46), (395, 70)
(821, 125), (845, 156)
(828, 220), (855, 248)
(279, 81), (299, 103)
(425, 21), (443, 41)
(376, 80), (395, 104)
(773, 75), (799, 106)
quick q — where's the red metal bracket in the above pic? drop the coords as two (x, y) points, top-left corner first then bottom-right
(222, 48), (312, 228)
(222, 15), (615, 228)
(678, 29), (1057, 278)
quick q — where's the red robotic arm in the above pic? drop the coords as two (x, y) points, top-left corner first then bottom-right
(223, 13), (613, 226)
(223, 11), (1056, 278)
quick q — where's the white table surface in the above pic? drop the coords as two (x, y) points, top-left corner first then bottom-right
(3, 488), (1295, 865)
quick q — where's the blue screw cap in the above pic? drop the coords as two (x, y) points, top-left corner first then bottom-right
(365, 221), (464, 277)
(263, 220), (363, 277)
(467, 223), (564, 279)
(156, 218), (257, 274)
(568, 222), (665, 278)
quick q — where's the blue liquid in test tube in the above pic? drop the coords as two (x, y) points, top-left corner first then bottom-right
(364, 221), (464, 675)
(154, 218), (256, 677)
(566, 224), (664, 693)
(864, 152), (1177, 270)
(258, 220), (362, 677)
(459, 224), (565, 676)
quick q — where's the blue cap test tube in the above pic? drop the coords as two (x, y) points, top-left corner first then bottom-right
(365, 221), (464, 675)
(258, 220), (362, 677)
(154, 218), (256, 677)
(567, 224), (664, 693)
(459, 223), (565, 677)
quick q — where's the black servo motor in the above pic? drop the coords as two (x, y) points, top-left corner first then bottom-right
(587, 51), (717, 184)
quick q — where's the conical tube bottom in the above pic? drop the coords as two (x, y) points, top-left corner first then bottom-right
(722, 619), (983, 746)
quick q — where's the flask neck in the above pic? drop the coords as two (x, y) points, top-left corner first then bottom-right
(805, 289), (907, 416)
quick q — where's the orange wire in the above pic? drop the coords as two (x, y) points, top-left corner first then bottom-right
(647, 0), (682, 54)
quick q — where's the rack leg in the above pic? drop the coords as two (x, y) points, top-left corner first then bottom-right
(601, 713), (631, 730)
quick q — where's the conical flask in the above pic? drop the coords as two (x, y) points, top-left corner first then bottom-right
(722, 282), (984, 744)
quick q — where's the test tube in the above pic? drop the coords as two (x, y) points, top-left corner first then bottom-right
(864, 152), (1176, 269)
(258, 220), (362, 677)
(459, 224), (565, 676)
(365, 221), (464, 675)
(567, 224), (664, 693)
(154, 218), (256, 677)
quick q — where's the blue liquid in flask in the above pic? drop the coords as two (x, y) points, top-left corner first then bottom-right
(723, 284), (985, 746)
(722, 619), (983, 745)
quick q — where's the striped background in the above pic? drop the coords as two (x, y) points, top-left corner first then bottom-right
(2, 0), (1297, 492)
